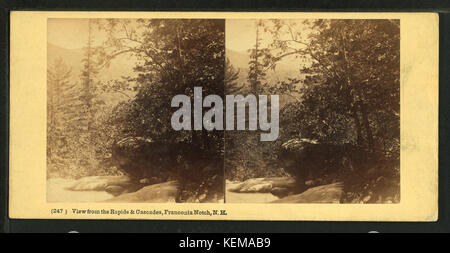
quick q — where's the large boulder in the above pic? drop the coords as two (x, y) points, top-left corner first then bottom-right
(109, 137), (203, 181)
(109, 137), (225, 202)
(47, 177), (114, 202)
(271, 182), (344, 203)
(105, 185), (127, 196)
(227, 177), (297, 198)
(104, 181), (179, 203)
(226, 180), (280, 203)
(64, 175), (135, 192)
(278, 138), (363, 185)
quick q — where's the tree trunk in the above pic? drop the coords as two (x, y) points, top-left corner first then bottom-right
(360, 102), (374, 153)
(202, 129), (208, 151)
(192, 130), (200, 147)
(352, 107), (363, 146)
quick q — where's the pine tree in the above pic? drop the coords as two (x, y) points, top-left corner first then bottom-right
(47, 57), (71, 164)
(80, 19), (99, 132)
(47, 57), (89, 177)
(47, 19), (104, 178)
(78, 18), (101, 173)
(248, 19), (266, 94)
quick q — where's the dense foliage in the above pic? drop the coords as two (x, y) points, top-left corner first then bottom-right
(47, 19), (400, 203)
(263, 20), (400, 154)
(47, 19), (226, 201)
(225, 19), (400, 202)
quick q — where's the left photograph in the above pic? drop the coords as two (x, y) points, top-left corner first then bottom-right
(46, 18), (225, 203)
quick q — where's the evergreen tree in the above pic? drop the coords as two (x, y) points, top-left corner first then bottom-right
(247, 20), (266, 94)
(47, 57), (90, 178)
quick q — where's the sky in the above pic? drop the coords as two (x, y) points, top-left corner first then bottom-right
(225, 19), (311, 53)
(48, 18), (309, 54)
(225, 19), (257, 52)
(48, 19), (89, 49)
(48, 19), (108, 49)
(49, 19), (261, 51)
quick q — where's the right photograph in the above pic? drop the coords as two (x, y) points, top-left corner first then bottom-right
(224, 19), (400, 204)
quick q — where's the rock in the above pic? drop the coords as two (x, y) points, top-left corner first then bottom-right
(198, 193), (207, 202)
(105, 185), (126, 196)
(227, 177), (296, 193)
(47, 178), (113, 202)
(139, 178), (150, 184)
(270, 187), (292, 198)
(271, 182), (344, 203)
(305, 180), (314, 186)
(247, 183), (273, 192)
(104, 181), (179, 202)
(110, 137), (204, 180)
(65, 175), (134, 191)
(362, 195), (371, 203)
(279, 138), (365, 184)
(139, 176), (165, 185)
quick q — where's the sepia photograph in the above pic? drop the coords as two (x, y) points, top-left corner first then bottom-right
(224, 19), (400, 204)
(46, 18), (400, 204)
(1, 0), (448, 236)
(46, 18), (226, 203)
(7, 11), (438, 221)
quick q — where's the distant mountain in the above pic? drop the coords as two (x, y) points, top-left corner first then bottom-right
(47, 43), (137, 107)
(47, 43), (84, 84)
(226, 49), (303, 105)
(48, 44), (301, 91)
(226, 49), (302, 86)
(47, 43), (136, 83)
(47, 44), (302, 107)
(226, 49), (251, 72)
